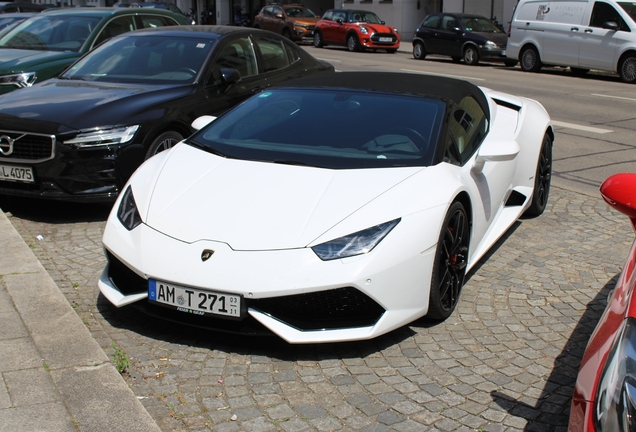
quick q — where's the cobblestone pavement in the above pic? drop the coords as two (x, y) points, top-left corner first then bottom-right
(2, 184), (632, 432)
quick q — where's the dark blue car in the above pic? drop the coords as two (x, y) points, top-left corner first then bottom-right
(412, 13), (517, 67)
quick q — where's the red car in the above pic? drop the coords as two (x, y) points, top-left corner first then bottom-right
(313, 9), (399, 53)
(569, 173), (636, 432)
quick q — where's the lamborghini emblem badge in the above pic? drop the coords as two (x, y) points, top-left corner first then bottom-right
(201, 249), (215, 262)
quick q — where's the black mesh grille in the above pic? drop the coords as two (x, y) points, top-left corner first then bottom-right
(370, 33), (397, 43)
(250, 287), (385, 331)
(106, 250), (147, 295)
(0, 131), (54, 162)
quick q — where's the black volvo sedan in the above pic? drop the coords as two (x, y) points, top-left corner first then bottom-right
(0, 25), (333, 201)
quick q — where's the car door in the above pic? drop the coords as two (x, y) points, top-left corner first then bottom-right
(445, 96), (518, 250)
(252, 34), (307, 85)
(436, 15), (463, 56)
(579, 1), (630, 69)
(327, 10), (347, 43)
(416, 14), (442, 53)
(202, 35), (265, 116)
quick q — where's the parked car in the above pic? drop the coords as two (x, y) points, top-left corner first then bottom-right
(253, 3), (319, 42)
(507, 0), (636, 82)
(114, 2), (195, 25)
(569, 173), (636, 431)
(0, 2), (50, 13)
(0, 26), (333, 202)
(313, 9), (399, 52)
(0, 7), (190, 94)
(98, 71), (553, 344)
(412, 13), (515, 66)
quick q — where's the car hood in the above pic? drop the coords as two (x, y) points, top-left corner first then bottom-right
(363, 23), (395, 33)
(0, 79), (192, 133)
(143, 144), (423, 250)
(0, 48), (79, 71)
(471, 32), (507, 46)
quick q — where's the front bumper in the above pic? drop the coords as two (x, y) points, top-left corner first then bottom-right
(360, 33), (400, 50)
(478, 46), (509, 62)
(99, 209), (441, 344)
(0, 136), (144, 202)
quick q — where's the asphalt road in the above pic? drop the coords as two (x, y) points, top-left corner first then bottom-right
(2, 53), (636, 431)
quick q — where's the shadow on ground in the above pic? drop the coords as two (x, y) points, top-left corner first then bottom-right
(0, 195), (112, 224)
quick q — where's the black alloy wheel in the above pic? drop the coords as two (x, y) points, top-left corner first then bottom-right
(145, 131), (184, 159)
(313, 31), (323, 48)
(428, 201), (470, 320)
(524, 133), (552, 217)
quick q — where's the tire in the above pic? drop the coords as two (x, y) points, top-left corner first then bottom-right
(504, 60), (518, 67)
(463, 45), (479, 65)
(145, 131), (183, 159)
(520, 46), (542, 72)
(412, 42), (426, 60)
(313, 31), (323, 48)
(427, 201), (470, 320)
(282, 27), (292, 39)
(570, 67), (589, 76)
(524, 133), (552, 217)
(347, 34), (359, 52)
(619, 54), (636, 83)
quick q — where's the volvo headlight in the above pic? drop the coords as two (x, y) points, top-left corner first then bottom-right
(63, 125), (139, 148)
(312, 219), (400, 261)
(117, 186), (142, 231)
(0, 72), (37, 88)
(596, 317), (636, 431)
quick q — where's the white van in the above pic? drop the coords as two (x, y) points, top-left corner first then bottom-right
(507, 0), (636, 82)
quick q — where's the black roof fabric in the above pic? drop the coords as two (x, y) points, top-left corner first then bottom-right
(278, 72), (490, 121)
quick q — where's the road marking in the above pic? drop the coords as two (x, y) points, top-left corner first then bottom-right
(399, 69), (486, 81)
(552, 121), (612, 134)
(592, 93), (636, 102)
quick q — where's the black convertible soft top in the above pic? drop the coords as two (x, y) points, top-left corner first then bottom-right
(278, 71), (490, 121)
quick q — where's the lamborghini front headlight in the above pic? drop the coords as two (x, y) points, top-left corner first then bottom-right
(311, 219), (400, 261)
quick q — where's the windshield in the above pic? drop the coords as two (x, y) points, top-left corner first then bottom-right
(0, 15), (102, 52)
(618, 2), (636, 22)
(460, 17), (503, 33)
(285, 7), (317, 18)
(190, 89), (445, 169)
(348, 11), (382, 24)
(62, 35), (214, 84)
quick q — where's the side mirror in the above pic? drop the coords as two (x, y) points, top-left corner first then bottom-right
(275, 13), (283, 19)
(191, 115), (217, 131)
(381, 20), (385, 25)
(600, 173), (636, 231)
(602, 21), (619, 31)
(219, 67), (241, 94)
(336, 18), (343, 25)
(472, 139), (519, 174)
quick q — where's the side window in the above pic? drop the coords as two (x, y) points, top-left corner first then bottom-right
(445, 96), (487, 166)
(421, 15), (440, 29)
(94, 16), (136, 46)
(254, 35), (289, 72)
(209, 37), (258, 85)
(263, 6), (273, 17)
(322, 10), (333, 21)
(283, 40), (300, 63)
(590, 2), (628, 30)
(333, 11), (346, 22)
(140, 15), (179, 29)
(441, 16), (459, 31)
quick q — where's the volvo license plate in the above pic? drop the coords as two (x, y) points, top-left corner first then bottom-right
(148, 280), (241, 318)
(0, 165), (34, 183)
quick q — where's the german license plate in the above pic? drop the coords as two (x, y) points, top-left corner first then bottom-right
(379, 37), (392, 42)
(501, 50), (506, 56)
(148, 280), (241, 318)
(0, 165), (34, 183)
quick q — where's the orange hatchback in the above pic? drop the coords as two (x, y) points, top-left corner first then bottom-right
(253, 3), (318, 42)
(313, 9), (399, 53)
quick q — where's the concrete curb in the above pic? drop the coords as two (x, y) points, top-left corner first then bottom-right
(0, 208), (160, 432)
